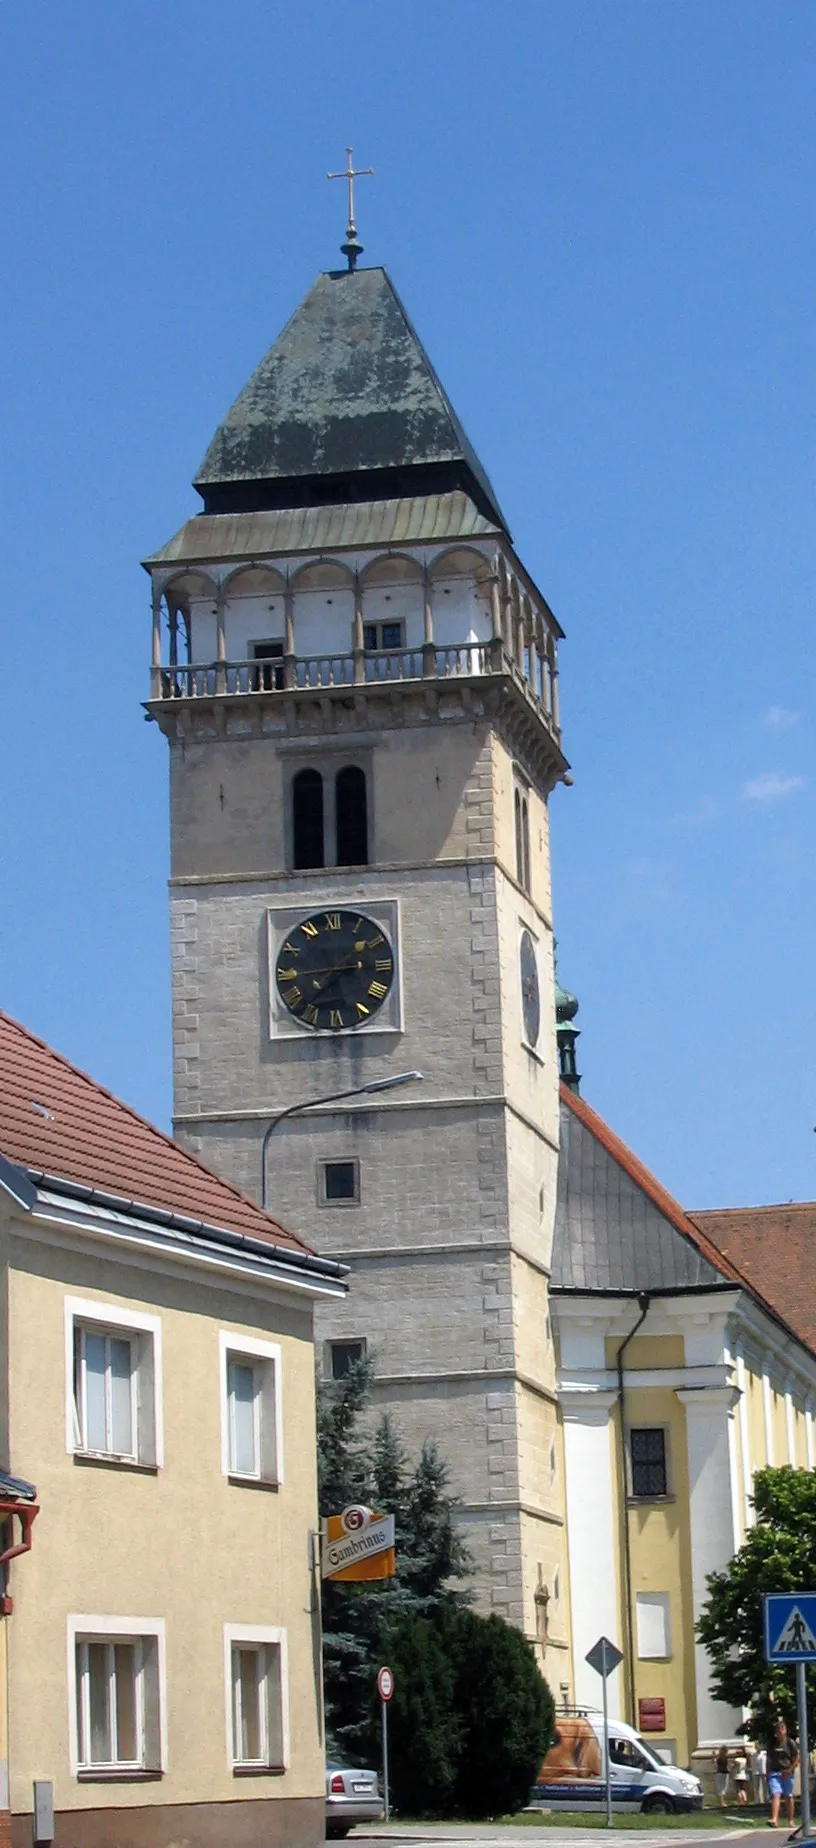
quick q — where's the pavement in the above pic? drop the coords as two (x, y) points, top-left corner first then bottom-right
(335, 1826), (787, 1848)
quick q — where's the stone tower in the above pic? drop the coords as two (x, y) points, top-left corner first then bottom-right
(145, 261), (571, 1658)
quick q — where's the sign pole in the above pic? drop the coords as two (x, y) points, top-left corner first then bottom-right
(584, 1636), (622, 1828)
(602, 1643), (612, 1829)
(377, 1665), (394, 1822)
(798, 1661), (810, 1841)
(381, 1695), (390, 1823)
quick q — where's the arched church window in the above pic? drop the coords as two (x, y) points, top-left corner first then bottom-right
(335, 766), (368, 867)
(293, 769), (324, 870)
(515, 789), (523, 887)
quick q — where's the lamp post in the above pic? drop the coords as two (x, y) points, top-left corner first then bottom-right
(260, 1070), (423, 1210)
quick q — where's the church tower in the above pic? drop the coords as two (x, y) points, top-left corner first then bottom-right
(145, 251), (571, 1663)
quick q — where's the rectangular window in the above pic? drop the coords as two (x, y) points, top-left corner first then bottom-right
(75, 1328), (136, 1458)
(630, 1427), (668, 1498)
(330, 1340), (366, 1381)
(220, 1333), (283, 1486)
(225, 1627), (288, 1773)
(69, 1618), (166, 1777)
(319, 1158), (360, 1205)
(66, 1299), (162, 1469)
(363, 620), (404, 652)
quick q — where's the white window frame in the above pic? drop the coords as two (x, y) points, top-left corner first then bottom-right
(223, 1624), (289, 1773)
(219, 1331), (283, 1486)
(64, 1297), (163, 1468)
(67, 1614), (167, 1777)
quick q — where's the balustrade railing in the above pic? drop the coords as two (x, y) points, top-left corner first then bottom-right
(156, 643), (558, 731)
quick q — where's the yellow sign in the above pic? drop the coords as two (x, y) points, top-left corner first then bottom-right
(322, 1505), (396, 1582)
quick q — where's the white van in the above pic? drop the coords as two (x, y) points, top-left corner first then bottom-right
(533, 1712), (704, 1814)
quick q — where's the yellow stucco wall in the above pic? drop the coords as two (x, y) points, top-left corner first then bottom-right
(620, 1383), (697, 1767)
(5, 1226), (323, 1817)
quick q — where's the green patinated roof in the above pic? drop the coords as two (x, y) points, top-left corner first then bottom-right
(194, 267), (508, 532)
(144, 491), (499, 569)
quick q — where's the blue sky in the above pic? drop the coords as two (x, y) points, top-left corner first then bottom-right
(1, 1), (814, 1209)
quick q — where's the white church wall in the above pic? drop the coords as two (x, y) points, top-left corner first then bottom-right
(561, 1391), (622, 1717)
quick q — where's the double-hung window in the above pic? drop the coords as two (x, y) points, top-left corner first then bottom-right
(66, 1298), (162, 1468)
(220, 1333), (283, 1486)
(69, 1617), (166, 1777)
(225, 1626), (288, 1772)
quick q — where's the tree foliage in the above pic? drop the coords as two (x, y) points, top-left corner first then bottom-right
(697, 1466), (816, 1739)
(317, 1357), (554, 1815)
(384, 1606), (555, 1818)
(317, 1355), (471, 1757)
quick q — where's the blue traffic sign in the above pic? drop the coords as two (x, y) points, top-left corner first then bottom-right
(764, 1593), (816, 1663)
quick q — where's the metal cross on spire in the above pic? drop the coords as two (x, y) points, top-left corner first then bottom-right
(328, 146), (374, 272)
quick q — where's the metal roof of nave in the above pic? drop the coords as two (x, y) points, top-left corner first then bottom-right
(193, 267), (509, 532)
(144, 490), (500, 568)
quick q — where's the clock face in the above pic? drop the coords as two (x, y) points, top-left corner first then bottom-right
(520, 930), (540, 1047)
(275, 909), (395, 1032)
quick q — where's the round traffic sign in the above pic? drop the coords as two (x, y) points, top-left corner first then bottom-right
(377, 1665), (394, 1701)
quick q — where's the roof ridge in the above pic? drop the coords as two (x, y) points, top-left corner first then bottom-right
(0, 1009), (306, 1252)
(559, 1083), (742, 1283)
(692, 1202), (816, 1218)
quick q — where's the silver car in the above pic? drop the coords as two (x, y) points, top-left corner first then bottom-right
(326, 1761), (383, 1838)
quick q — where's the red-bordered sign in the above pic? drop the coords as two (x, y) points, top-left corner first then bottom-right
(377, 1665), (394, 1702)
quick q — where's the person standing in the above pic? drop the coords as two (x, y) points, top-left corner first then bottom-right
(768, 1719), (799, 1827)
(713, 1744), (730, 1808)
(734, 1749), (749, 1804)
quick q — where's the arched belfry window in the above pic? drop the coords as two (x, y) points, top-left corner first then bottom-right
(514, 783), (530, 893)
(336, 766), (368, 867)
(293, 769), (324, 870)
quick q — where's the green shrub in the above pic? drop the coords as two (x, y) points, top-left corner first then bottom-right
(382, 1605), (554, 1818)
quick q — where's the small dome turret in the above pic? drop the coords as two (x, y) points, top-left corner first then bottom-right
(555, 966), (581, 1093)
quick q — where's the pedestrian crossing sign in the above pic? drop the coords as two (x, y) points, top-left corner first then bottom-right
(764, 1592), (816, 1663)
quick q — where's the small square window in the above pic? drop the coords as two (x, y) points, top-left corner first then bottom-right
(220, 1334), (282, 1486)
(331, 1340), (366, 1381)
(363, 620), (405, 652)
(226, 1629), (287, 1772)
(320, 1159), (360, 1205)
(630, 1427), (668, 1498)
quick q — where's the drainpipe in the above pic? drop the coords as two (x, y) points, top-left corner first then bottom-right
(616, 1293), (650, 1726)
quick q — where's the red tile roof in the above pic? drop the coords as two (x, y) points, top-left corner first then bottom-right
(0, 1010), (309, 1255)
(690, 1204), (816, 1357)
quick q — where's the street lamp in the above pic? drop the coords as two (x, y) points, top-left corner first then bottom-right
(260, 1070), (424, 1210)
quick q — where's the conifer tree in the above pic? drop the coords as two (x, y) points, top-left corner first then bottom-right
(316, 1355), (471, 1753)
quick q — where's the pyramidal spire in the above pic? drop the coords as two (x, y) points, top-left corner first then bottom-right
(194, 268), (509, 530)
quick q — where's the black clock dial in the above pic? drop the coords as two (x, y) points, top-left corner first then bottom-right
(520, 930), (540, 1047)
(275, 910), (395, 1032)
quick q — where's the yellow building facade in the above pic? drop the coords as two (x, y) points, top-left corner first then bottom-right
(0, 1010), (345, 1848)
